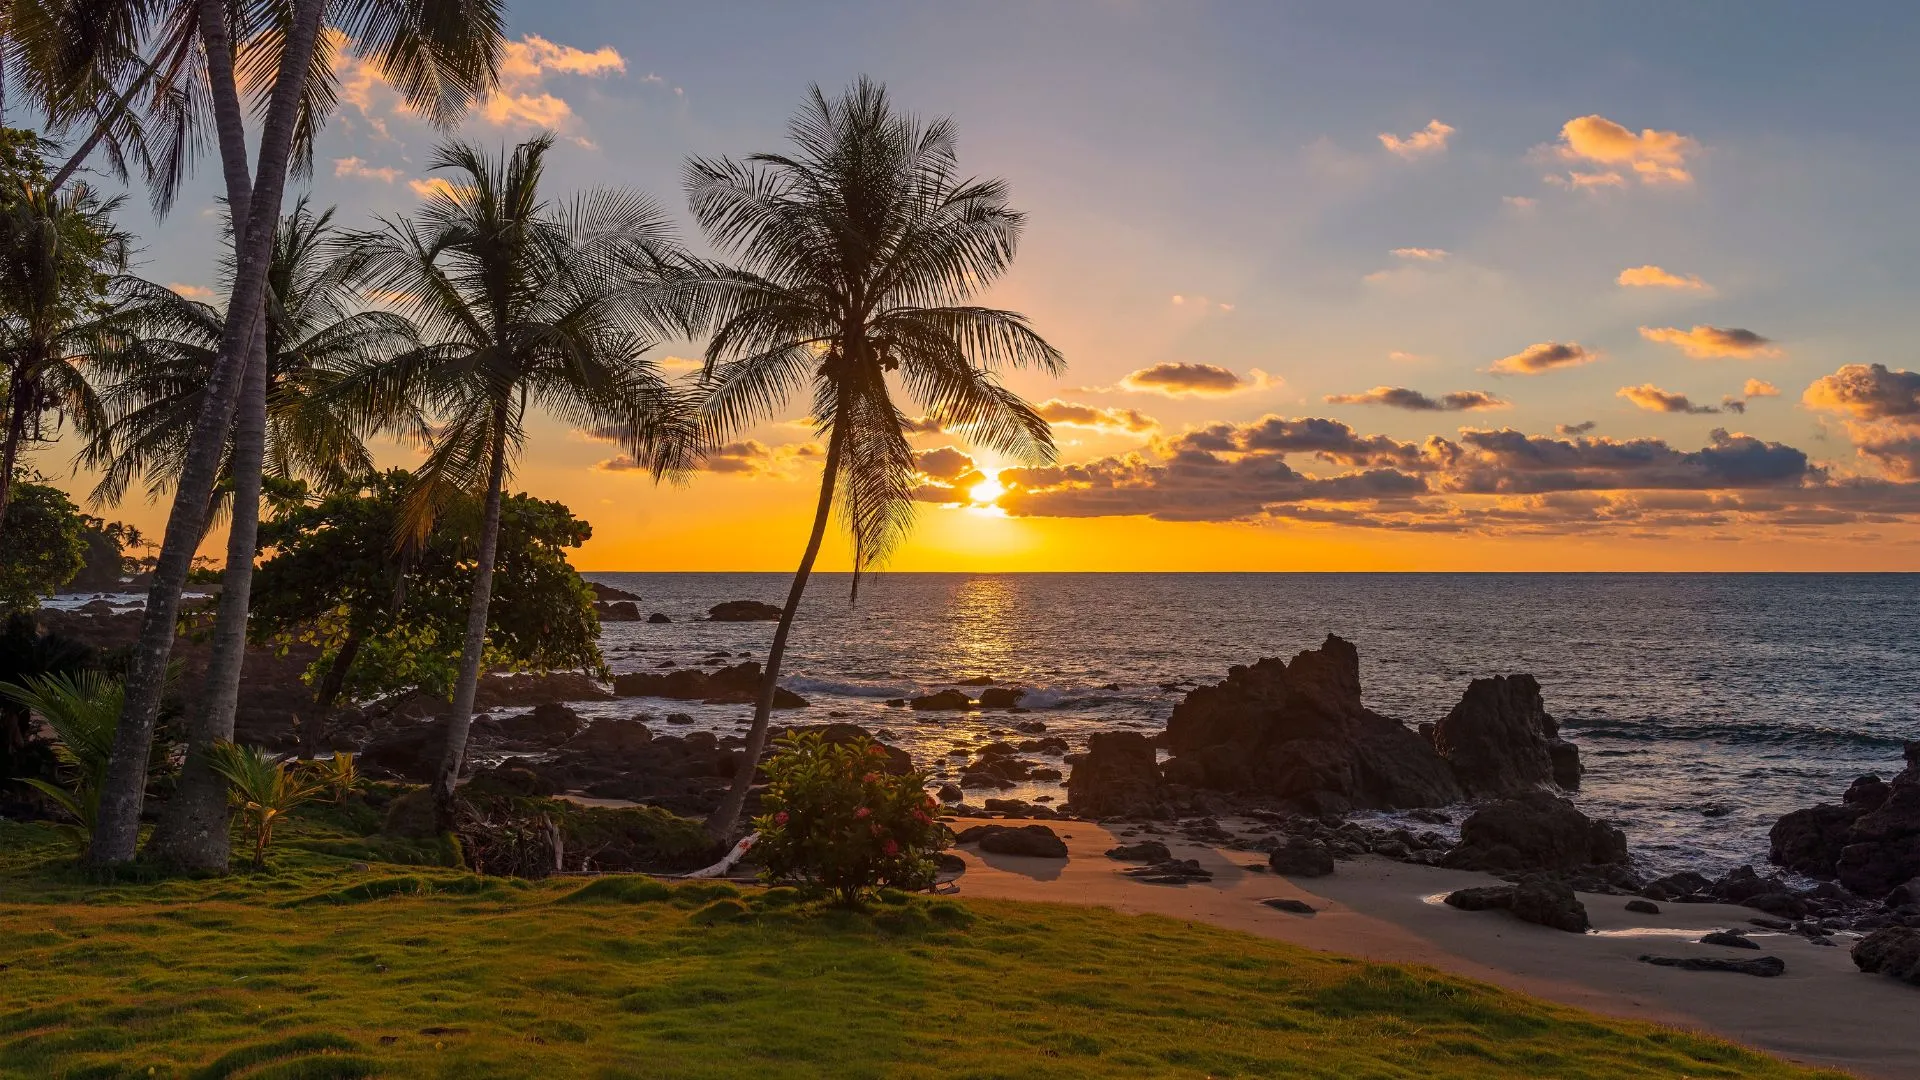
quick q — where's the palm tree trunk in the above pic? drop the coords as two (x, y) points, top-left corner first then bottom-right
(145, 334), (268, 871)
(89, 0), (327, 866)
(0, 362), (34, 532)
(705, 419), (848, 840)
(433, 404), (511, 821)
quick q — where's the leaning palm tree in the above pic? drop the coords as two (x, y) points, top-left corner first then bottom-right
(0, 173), (130, 531)
(341, 133), (696, 819)
(688, 78), (1064, 839)
(80, 198), (419, 870)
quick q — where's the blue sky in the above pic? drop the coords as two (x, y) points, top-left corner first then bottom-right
(64, 2), (1920, 568)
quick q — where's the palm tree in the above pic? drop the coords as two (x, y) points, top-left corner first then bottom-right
(1, 670), (123, 857)
(79, 198), (419, 870)
(80, 0), (504, 867)
(0, 173), (129, 530)
(687, 78), (1064, 839)
(340, 133), (696, 819)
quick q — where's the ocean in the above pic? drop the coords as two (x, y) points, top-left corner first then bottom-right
(580, 572), (1920, 876)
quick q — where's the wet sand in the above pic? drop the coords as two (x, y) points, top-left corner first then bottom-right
(947, 817), (1917, 1079)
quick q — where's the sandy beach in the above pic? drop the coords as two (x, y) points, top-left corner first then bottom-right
(946, 817), (1918, 1080)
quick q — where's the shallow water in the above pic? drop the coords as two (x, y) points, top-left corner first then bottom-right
(583, 572), (1920, 877)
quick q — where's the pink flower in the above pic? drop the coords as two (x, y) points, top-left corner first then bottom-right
(883, 839), (900, 856)
(774, 811), (789, 825)
(862, 772), (879, 784)
(854, 806), (871, 819)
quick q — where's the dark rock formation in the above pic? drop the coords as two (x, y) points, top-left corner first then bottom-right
(484, 702), (584, 748)
(1268, 837), (1334, 877)
(935, 783), (964, 802)
(1638, 954), (1785, 977)
(1262, 898), (1317, 915)
(1065, 732), (1171, 819)
(1160, 635), (1463, 813)
(1106, 841), (1173, 862)
(1768, 744), (1920, 900)
(1430, 674), (1581, 796)
(1701, 930), (1760, 950)
(647, 612), (672, 624)
(1121, 858), (1211, 884)
(956, 824), (1068, 858)
(1443, 886), (1515, 912)
(1625, 899), (1661, 915)
(910, 689), (974, 711)
(1771, 803), (1865, 878)
(588, 582), (643, 602)
(473, 671), (613, 709)
(610, 661), (806, 709)
(1440, 790), (1628, 873)
(1851, 927), (1920, 986)
(1510, 876), (1590, 933)
(708, 600), (782, 621)
(977, 686), (1026, 709)
(596, 601), (641, 621)
(565, 717), (653, 754)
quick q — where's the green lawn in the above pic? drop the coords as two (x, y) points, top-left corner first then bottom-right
(0, 817), (1847, 1080)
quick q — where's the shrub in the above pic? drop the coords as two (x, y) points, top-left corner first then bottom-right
(207, 742), (324, 868)
(0, 671), (122, 856)
(751, 732), (947, 907)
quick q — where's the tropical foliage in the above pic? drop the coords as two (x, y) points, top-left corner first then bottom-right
(0, 481), (88, 611)
(206, 741), (323, 868)
(0, 671), (123, 854)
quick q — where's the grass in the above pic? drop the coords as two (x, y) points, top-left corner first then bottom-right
(0, 816), (1850, 1080)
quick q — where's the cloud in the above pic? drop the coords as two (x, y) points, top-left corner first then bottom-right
(407, 177), (460, 200)
(1502, 195), (1539, 211)
(1488, 341), (1598, 375)
(913, 446), (976, 482)
(589, 429), (820, 477)
(1617, 265), (1709, 291)
(1379, 119), (1454, 159)
(1170, 294), (1235, 313)
(1744, 379), (1781, 399)
(1617, 384), (1720, 415)
(166, 283), (214, 300)
(481, 35), (625, 131)
(1549, 114), (1698, 187)
(1557, 421), (1597, 436)
(1443, 427), (1814, 493)
(333, 156), (403, 183)
(1116, 362), (1276, 398)
(1803, 364), (1920, 421)
(1639, 325), (1780, 359)
(1390, 247), (1449, 261)
(1387, 350), (1433, 364)
(1325, 386), (1507, 412)
(1035, 399), (1158, 434)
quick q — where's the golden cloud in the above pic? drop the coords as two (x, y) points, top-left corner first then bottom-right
(1379, 119), (1454, 159)
(1639, 325), (1780, 359)
(1744, 379), (1781, 398)
(1035, 399), (1158, 434)
(1391, 247), (1449, 261)
(1549, 115), (1697, 187)
(334, 156), (402, 183)
(1116, 362), (1275, 398)
(1488, 341), (1598, 375)
(1617, 265), (1709, 291)
(1325, 386), (1506, 412)
(1617, 383), (1720, 415)
(166, 282), (215, 300)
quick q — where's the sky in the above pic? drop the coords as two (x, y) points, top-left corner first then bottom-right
(39, 1), (1920, 571)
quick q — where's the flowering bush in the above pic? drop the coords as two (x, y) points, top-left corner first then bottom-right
(751, 732), (948, 907)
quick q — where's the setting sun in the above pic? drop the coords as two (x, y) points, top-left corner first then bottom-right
(967, 471), (1006, 505)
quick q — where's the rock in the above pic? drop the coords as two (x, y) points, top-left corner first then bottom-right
(1851, 927), (1920, 986)
(1441, 791), (1628, 873)
(588, 582), (643, 602)
(478, 702), (585, 749)
(1065, 732), (1171, 819)
(76, 598), (115, 615)
(708, 600), (782, 621)
(935, 783), (964, 803)
(1013, 720), (1047, 734)
(1430, 673), (1580, 797)
(465, 763), (562, 797)
(665, 712), (694, 725)
(647, 612), (672, 624)
(910, 689), (974, 711)
(955, 824), (1068, 859)
(1510, 876), (1590, 933)
(564, 717), (653, 754)
(978, 686), (1026, 709)
(1638, 954), (1785, 978)
(611, 661), (803, 708)
(1105, 841), (1173, 862)
(1160, 635), (1463, 813)
(596, 600), (642, 621)
(1261, 897), (1317, 915)
(1770, 803), (1864, 878)
(1835, 744), (1920, 899)
(1444, 885), (1515, 912)
(1846, 774), (1893, 812)
(1701, 930), (1760, 950)
(1268, 837), (1334, 877)
(472, 671), (613, 709)
(1625, 899), (1661, 915)
(1121, 858), (1211, 883)
(1641, 870), (1713, 902)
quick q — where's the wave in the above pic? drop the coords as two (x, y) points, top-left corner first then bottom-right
(1565, 716), (1910, 752)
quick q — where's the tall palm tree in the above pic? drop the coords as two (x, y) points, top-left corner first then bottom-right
(341, 133), (696, 819)
(687, 78), (1064, 839)
(80, 0), (504, 867)
(79, 198), (418, 870)
(0, 174), (129, 529)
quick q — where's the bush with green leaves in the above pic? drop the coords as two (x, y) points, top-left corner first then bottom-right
(207, 742), (323, 868)
(750, 733), (947, 907)
(1, 670), (121, 855)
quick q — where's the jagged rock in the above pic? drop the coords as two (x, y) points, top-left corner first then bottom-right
(1625, 899), (1661, 915)
(1065, 732), (1171, 819)
(977, 686), (1026, 709)
(1122, 858), (1211, 883)
(1262, 897), (1317, 915)
(1105, 841), (1173, 862)
(983, 798), (1054, 819)
(1702, 930), (1760, 950)
(708, 600), (782, 621)
(1771, 803), (1865, 878)
(1430, 674), (1581, 797)
(1836, 744), (1920, 899)
(910, 689), (974, 711)
(935, 783), (964, 802)
(1268, 837), (1334, 877)
(472, 671), (613, 709)
(1160, 636), (1462, 813)
(1639, 954), (1785, 977)
(611, 661), (805, 708)
(596, 601), (641, 621)
(1641, 870), (1713, 902)
(589, 582), (643, 602)
(1511, 876), (1590, 933)
(1441, 790), (1627, 873)
(1852, 927), (1920, 986)
(956, 824), (1068, 858)
(465, 762), (562, 797)
(647, 612), (672, 624)
(482, 702), (584, 748)
(1444, 886), (1514, 912)
(564, 717), (653, 754)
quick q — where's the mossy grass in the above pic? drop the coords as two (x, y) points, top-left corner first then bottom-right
(0, 818), (1847, 1079)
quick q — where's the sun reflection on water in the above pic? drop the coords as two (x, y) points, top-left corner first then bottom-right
(943, 576), (1020, 678)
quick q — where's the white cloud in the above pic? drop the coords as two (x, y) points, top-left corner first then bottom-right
(334, 156), (403, 183)
(1390, 247), (1449, 261)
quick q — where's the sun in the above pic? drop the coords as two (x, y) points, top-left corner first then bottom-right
(968, 472), (1006, 505)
